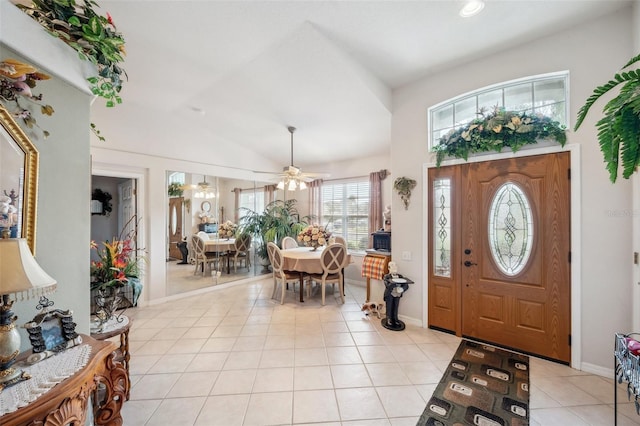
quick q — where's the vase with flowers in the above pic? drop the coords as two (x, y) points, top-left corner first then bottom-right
(297, 224), (331, 251)
(218, 220), (237, 240)
(90, 226), (144, 329)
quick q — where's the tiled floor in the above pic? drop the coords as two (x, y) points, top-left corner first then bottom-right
(121, 276), (640, 425)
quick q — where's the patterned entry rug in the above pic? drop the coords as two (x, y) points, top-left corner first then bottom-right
(417, 339), (530, 426)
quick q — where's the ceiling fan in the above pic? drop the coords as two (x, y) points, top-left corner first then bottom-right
(181, 175), (216, 198)
(261, 126), (329, 190)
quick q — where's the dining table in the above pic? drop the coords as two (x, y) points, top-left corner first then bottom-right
(281, 246), (351, 302)
(204, 237), (236, 273)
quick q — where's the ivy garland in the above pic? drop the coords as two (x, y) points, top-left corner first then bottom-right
(432, 107), (567, 167)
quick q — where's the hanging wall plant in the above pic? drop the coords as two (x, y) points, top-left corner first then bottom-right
(574, 53), (640, 183)
(394, 177), (416, 210)
(91, 188), (112, 216)
(432, 106), (567, 167)
(15, 0), (127, 108)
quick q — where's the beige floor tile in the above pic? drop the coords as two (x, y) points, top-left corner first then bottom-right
(331, 364), (373, 388)
(400, 361), (444, 385)
(347, 320), (377, 332)
(130, 373), (181, 400)
(186, 352), (229, 372)
(418, 343), (458, 361)
(233, 335), (266, 351)
(264, 334), (296, 350)
(535, 376), (601, 406)
(147, 353), (196, 374)
(327, 346), (363, 365)
(253, 367), (294, 392)
(259, 348), (295, 368)
(244, 391), (293, 425)
(211, 369), (257, 395)
(166, 338), (207, 354)
(295, 347), (329, 366)
(336, 387), (387, 421)
(211, 325), (243, 337)
(366, 363), (412, 386)
(322, 321), (350, 333)
(352, 331), (386, 346)
(129, 354), (161, 375)
(200, 336), (237, 352)
(566, 374), (615, 404)
(388, 344), (430, 363)
(196, 394), (251, 426)
(295, 333), (325, 348)
(530, 407), (590, 425)
(135, 400), (189, 426)
(569, 404), (640, 426)
(380, 332), (415, 346)
(223, 350), (262, 370)
(182, 326), (216, 339)
(389, 417), (419, 425)
(129, 327), (162, 341)
(240, 323), (270, 336)
(294, 365), (334, 390)
(120, 399), (162, 426)
(324, 332), (357, 347)
(166, 371), (219, 397)
(293, 389), (341, 423)
(376, 385), (427, 418)
(135, 339), (176, 356)
(358, 345), (397, 363)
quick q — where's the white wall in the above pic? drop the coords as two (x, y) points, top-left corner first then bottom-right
(392, 7), (634, 370)
(0, 45), (92, 349)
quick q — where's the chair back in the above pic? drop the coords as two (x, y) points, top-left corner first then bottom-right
(267, 242), (283, 274)
(191, 235), (205, 257)
(235, 233), (252, 251)
(334, 236), (347, 248)
(320, 243), (346, 275)
(197, 231), (210, 240)
(281, 236), (298, 249)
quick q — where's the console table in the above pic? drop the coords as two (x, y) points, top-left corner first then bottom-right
(1, 334), (128, 426)
(91, 315), (132, 401)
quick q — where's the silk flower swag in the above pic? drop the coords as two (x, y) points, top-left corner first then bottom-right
(432, 106), (567, 167)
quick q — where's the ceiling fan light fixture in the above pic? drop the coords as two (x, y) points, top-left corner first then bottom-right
(277, 181), (285, 190)
(299, 181), (307, 190)
(459, 0), (484, 17)
(287, 180), (297, 191)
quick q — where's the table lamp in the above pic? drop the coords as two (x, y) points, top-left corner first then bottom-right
(0, 238), (57, 391)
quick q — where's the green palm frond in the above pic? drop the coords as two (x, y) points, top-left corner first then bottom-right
(575, 70), (640, 131)
(575, 53), (640, 182)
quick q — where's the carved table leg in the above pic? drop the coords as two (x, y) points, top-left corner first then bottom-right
(94, 352), (129, 426)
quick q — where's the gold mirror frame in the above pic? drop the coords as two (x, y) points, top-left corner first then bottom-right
(0, 105), (39, 253)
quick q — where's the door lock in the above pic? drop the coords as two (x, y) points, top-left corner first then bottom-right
(464, 260), (477, 267)
(464, 249), (472, 255)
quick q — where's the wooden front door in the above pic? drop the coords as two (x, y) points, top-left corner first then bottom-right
(428, 152), (571, 363)
(168, 197), (184, 260)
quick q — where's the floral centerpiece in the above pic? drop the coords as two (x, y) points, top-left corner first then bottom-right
(218, 220), (237, 239)
(297, 224), (331, 251)
(432, 106), (567, 167)
(90, 233), (144, 326)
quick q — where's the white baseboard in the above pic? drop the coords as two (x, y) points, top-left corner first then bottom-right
(580, 361), (614, 379)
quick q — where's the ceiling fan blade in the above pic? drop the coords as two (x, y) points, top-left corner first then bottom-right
(301, 172), (330, 178)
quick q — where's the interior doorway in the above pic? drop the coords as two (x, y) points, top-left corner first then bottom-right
(427, 152), (571, 363)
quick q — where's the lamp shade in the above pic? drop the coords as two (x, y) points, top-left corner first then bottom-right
(0, 239), (57, 298)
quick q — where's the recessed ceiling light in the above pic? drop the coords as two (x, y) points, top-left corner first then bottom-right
(460, 0), (485, 18)
(188, 106), (206, 116)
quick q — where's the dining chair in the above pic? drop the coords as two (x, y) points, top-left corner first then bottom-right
(197, 231), (210, 240)
(308, 243), (346, 305)
(230, 233), (252, 272)
(192, 235), (218, 276)
(267, 242), (304, 304)
(334, 235), (347, 248)
(281, 236), (298, 249)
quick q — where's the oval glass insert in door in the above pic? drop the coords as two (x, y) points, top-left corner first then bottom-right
(488, 182), (534, 276)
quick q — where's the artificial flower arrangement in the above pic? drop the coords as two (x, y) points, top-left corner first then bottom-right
(432, 106), (567, 167)
(90, 238), (143, 290)
(297, 224), (331, 249)
(218, 220), (238, 239)
(0, 58), (54, 138)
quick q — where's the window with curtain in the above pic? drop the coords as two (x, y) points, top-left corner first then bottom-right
(322, 179), (370, 252)
(428, 71), (569, 149)
(239, 189), (265, 214)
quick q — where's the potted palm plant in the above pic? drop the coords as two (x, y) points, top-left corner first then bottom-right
(239, 199), (309, 271)
(574, 53), (640, 182)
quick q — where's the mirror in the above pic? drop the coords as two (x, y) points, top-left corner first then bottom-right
(166, 171), (274, 296)
(0, 105), (38, 253)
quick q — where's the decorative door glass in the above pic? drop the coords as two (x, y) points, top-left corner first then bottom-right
(433, 178), (451, 277)
(488, 182), (533, 276)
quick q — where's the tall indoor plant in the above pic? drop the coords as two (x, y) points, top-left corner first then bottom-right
(239, 199), (309, 265)
(575, 53), (640, 182)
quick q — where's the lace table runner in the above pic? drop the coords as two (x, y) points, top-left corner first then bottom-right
(0, 344), (92, 417)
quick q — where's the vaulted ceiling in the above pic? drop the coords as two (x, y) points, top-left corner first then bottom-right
(93, 0), (630, 171)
